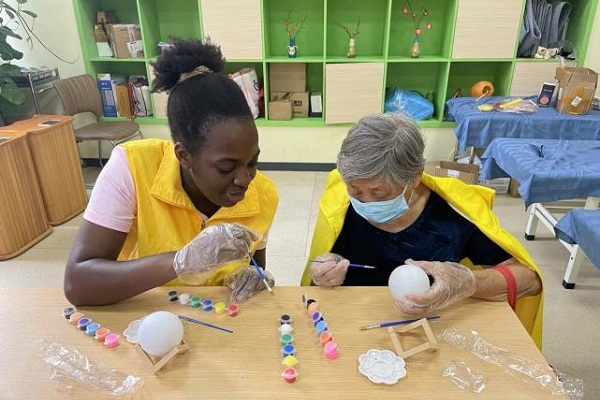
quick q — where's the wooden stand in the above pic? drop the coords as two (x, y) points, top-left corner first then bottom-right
(135, 340), (189, 374)
(388, 318), (438, 359)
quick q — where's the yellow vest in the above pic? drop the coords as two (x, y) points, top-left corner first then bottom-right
(120, 139), (279, 285)
(301, 170), (544, 349)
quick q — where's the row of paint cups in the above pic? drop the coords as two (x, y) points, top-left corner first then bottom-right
(168, 291), (239, 317)
(63, 307), (120, 348)
(278, 314), (299, 383)
(305, 299), (338, 360)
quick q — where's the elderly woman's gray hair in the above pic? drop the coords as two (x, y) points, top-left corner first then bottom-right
(337, 113), (425, 186)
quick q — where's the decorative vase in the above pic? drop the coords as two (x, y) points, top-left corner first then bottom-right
(347, 38), (356, 58)
(287, 38), (298, 58)
(410, 37), (420, 58)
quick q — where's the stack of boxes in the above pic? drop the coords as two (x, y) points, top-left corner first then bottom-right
(94, 11), (144, 59)
(268, 64), (309, 120)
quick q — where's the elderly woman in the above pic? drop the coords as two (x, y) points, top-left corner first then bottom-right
(301, 113), (544, 348)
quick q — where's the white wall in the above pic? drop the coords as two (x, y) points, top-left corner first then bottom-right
(10, 0), (85, 78)
(8, 0), (600, 163)
(587, 1), (600, 96)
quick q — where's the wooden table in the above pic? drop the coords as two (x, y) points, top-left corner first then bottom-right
(0, 287), (562, 399)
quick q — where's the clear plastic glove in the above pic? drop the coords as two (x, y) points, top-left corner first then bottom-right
(225, 266), (275, 303)
(394, 260), (476, 315)
(308, 253), (350, 287)
(173, 223), (259, 281)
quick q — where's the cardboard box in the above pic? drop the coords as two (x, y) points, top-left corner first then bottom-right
(479, 178), (510, 194)
(424, 161), (479, 185)
(555, 67), (598, 115)
(271, 92), (309, 117)
(96, 10), (119, 24)
(269, 63), (306, 93)
(267, 100), (292, 120)
(107, 24), (144, 58)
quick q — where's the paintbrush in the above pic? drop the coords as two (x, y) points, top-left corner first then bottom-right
(359, 316), (440, 331)
(250, 254), (274, 295)
(309, 259), (376, 269)
(178, 315), (234, 334)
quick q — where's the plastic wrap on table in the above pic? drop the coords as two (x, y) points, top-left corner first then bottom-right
(438, 327), (583, 399)
(37, 339), (143, 396)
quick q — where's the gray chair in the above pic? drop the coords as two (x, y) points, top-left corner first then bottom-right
(53, 74), (143, 167)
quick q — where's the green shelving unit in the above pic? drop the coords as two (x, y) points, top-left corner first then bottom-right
(72, 0), (598, 127)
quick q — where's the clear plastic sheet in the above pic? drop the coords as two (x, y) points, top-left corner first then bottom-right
(443, 361), (486, 394)
(438, 327), (583, 400)
(37, 340), (143, 396)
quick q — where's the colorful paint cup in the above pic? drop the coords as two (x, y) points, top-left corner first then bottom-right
(227, 304), (239, 317)
(311, 311), (324, 325)
(324, 341), (338, 360)
(307, 302), (319, 315)
(190, 296), (201, 308)
(315, 320), (328, 336)
(69, 312), (84, 325)
(168, 290), (178, 302)
(77, 317), (91, 331)
(178, 293), (190, 305)
(279, 323), (294, 335)
(279, 314), (292, 324)
(281, 367), (298, 383)
(319, 331), (333, 346)
(95, 328), (110, 342)
(202, 299), (213, 311)
(86, 322), (100, 337)
(63, 307), (75, 320)
(104, 333), (120, 348)
(282, 355), (298, 368)
(281, 344), (295, 357)
(280, 333), (294, 345)
(214, 302), (227, 315)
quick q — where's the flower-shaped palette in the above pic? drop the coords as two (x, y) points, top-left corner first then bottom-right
(358, 349), (407, 384)
(123, 319), (143, 344)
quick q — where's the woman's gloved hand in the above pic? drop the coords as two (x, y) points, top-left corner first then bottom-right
(308, 253), (350, 287)
(173, 223), (259, 280)
(225, 266), (275, 303)
(394, 260), (477, 315)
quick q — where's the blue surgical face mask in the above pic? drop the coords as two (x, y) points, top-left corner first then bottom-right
(349, 187), (410, 224)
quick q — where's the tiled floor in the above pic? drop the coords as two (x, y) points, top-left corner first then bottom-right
(2, 169), (599, 397)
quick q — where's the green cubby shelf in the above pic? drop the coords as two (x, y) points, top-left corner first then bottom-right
(138, 0), (202, 59)
(385, 61), (449, 120)
(326, 0), (389, 59)
(71, 0), (597, 128)
(263, 0), (325, 59)
(447, 61), (514, 99)
(388, 0), (457, 59)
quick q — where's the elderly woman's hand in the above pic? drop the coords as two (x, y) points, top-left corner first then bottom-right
(394, 260), (477, 315)
(309, 253), (350, 287)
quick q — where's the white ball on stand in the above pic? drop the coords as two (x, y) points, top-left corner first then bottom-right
(137, 311), (184, 357)
(388, 264), (431, 302)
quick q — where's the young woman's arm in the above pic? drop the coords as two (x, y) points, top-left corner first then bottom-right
(64, 220), (178, 306)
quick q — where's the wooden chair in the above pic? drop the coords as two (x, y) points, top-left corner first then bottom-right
(53, 74), (143, 167)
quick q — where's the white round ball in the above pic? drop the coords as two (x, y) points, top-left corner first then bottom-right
(137, 311), (184, 357)
(388, 264), (431, 302)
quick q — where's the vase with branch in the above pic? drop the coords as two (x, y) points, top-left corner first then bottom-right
(284, 11), (307, 58)
(334, 20), (360, 58)
(403, 0), (433, 58)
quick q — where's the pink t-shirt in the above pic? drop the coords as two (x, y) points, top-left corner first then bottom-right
(84, 146), (267, 248)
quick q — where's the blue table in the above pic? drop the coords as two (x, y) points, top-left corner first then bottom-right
(555, 210), (600, 279)
(480, 138), (600, 288)
(446, 96), (600, 153)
